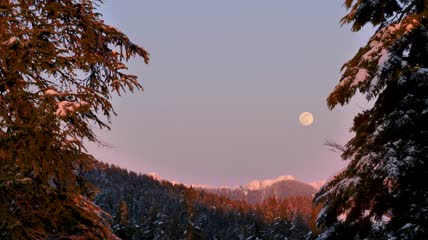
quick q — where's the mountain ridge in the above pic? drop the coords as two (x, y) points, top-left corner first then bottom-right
(192, 175), (319, 205)
(164, 174), (325, 192)
(134, 171), (324, 206)
(144, 172), (325, 202)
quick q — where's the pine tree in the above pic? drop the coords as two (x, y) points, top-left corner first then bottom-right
(314, 1), (428, 239)
(114, 200), (131, 239)
(0, 0), (149, 239)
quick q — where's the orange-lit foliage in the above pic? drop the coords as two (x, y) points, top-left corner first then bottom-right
(0, 0), (148, 238)
(181, 186), (316, 227)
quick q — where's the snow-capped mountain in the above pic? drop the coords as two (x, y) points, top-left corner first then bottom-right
(140, 172), (322, 204)
(203, 176), (318, 205)
(244, 175), (297, 190)
(308, 179), (327, 190)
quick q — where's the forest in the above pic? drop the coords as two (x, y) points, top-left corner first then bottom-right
(84, 161), (319, 239)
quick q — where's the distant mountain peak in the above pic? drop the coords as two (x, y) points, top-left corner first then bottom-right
(202, 175), (317, 205)
(145, 172), (325, 194)
(243, 175), (296, 190)
(308, 179), (327, 190)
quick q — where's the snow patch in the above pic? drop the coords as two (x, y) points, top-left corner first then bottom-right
(351, 68), (369, 87)
(2, 36), (19, 46)
(55, 100), (90, 117)
(188, 175), (298, 190)
(377, 49), (390, 71)
(362, 41), (383, 61)
(368, 76), (379, 96)
(44, 89), (61, 96)
(244, 175), (296, 191)
(190, 184), (215, 189)
(147, 172), (162, 181)
(417, 68), (428, 74)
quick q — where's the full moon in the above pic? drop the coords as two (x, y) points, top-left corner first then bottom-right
(299, 112), (314, 126)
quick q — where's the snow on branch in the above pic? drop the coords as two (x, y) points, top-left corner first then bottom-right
(328, 16), (422, 108)
(55, 100), (90, 117)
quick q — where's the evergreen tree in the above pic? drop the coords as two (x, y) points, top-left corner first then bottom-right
(315, 1), (428, 239)
(115, 200), (130, 227)
(0, 0), (148, 239)
(114, 200), (131, 239)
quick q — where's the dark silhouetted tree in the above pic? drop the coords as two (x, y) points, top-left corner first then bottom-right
(114, 200), (131, 239)
(0, 0), (148, 239)
(315, 1), (428, 239)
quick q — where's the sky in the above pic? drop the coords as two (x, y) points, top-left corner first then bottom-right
(87, 0), (375, 187)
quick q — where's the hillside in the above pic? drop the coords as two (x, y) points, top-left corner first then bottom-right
(83, 162), (319, 239)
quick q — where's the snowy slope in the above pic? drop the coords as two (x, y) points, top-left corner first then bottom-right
(204, 176), (318, 204)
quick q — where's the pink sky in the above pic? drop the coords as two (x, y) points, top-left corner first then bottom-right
(87, 0), (375, 187)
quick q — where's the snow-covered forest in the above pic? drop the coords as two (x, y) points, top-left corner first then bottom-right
(84, 161), (318, 239)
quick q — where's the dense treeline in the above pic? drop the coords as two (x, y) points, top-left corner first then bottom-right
(84, 162), (320, 239)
